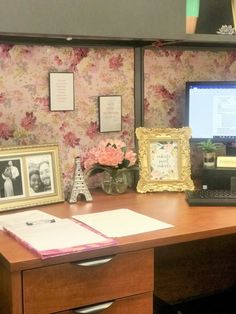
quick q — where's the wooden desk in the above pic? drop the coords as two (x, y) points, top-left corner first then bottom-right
(1, 191), (236, 313)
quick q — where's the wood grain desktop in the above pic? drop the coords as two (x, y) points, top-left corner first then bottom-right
(0, 191), (236, 313)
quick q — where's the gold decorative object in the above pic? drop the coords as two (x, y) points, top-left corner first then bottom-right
(136, 127), (194, 193)
(0, 144), (64, 212)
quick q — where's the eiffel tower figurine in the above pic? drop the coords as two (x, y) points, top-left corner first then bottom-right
(68, 156), (93, 203)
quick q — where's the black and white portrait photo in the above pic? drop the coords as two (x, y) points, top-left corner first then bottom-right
(0, 144), (63, 212)
(26, 154), (55, 196)
(0, 159), (24, 199)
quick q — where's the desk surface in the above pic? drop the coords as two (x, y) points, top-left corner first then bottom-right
(1, 190), (236, 272)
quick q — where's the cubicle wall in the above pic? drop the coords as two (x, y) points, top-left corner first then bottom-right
(0, 41), (236, 190)
(0, 0), (184, 40)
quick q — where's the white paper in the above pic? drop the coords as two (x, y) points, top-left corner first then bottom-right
(73, 208), (173, 237)
(50, 72), (74, 111)
(0, 209), (61, 231)
(99, 96), (122, 132)
(4, 218), (111, 251)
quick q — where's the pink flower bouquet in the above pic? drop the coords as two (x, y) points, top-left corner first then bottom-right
(83, 139), (138, 178)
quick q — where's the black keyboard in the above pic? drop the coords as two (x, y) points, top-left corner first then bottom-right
(185, 189), (236, 206)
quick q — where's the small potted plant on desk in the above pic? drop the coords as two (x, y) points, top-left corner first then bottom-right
(197, 139), (218, 168)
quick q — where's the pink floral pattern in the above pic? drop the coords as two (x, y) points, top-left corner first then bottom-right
(21, 112), (37, 131)
(86, 121), (98, 139)
(109, 54), (124, 70)
(0, 122), (13, 140)
(0, 44), (135, 191)
(63, 132), (80, 148)
(144, 48), (236, 176)
(1, 43), (236, 190)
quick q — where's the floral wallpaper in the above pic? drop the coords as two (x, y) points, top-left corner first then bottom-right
(1, 43), (236, 195)
(0, 44), (135, 195)
(144, 48), (236, 177)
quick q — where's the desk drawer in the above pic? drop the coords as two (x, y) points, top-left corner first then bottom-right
(23, 249), (153, 314)
(54, 292), (153, 314)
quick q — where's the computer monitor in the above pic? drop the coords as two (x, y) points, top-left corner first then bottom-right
(185, 81), (236, 144)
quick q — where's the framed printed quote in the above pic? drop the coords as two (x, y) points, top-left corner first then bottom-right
(49, 72), (74, 111)
(136, 127), (194, 193)
(99, 95), (122, 132)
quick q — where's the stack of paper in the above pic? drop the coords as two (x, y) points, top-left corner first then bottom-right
(3, 214), (116, 259)
(73, 208), (173, 238)
(0, 209), (61, 231)
(2, 208), (173, 258)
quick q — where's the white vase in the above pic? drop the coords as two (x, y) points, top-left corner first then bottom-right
(203, 152), (216, 168)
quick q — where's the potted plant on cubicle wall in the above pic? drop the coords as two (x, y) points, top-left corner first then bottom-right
(197, 139), (219, 168)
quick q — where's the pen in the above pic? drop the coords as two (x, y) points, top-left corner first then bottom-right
(26, 219), (56, 226)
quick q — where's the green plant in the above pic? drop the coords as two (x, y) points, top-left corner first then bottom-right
(197, 139), (218, 153)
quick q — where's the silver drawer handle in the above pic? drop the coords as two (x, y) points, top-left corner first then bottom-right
(73, 301), (113, 313)
(75, 256), (113, 267)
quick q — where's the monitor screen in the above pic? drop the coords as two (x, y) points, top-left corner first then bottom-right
(185, 81), (236, 143)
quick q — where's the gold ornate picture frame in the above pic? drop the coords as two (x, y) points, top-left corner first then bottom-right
(136, 127), (194, 193)
(0, 144), (64, 212)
